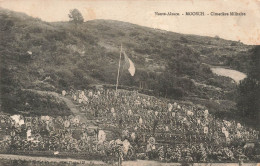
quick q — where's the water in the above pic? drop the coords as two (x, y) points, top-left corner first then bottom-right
(211, 67), (247, 84)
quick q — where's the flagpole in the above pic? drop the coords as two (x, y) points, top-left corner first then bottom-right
(116, 43), (122, 92)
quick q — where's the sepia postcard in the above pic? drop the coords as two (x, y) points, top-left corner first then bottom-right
(0, 0), (259, 165)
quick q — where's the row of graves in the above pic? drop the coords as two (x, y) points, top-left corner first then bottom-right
(65, 88), (258, 143)
(0, 87), (259, 162)
(63, 88), (260, 162)
(0, 112), (135, 161)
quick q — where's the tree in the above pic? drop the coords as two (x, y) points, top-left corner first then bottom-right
(68, 9), (84, 26)
(237, 46), (260, 127)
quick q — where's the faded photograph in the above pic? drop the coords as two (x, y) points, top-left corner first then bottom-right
(0, 0), (259, 165)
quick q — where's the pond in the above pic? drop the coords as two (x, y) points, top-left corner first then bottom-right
(211, 67), (247, 84)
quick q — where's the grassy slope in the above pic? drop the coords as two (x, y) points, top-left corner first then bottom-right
(0, 8), (253, 118)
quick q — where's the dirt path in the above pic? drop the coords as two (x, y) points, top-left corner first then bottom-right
(0, 154), (106, 165)
(0, 154), (256, 166)
(190, 79), (222, 91)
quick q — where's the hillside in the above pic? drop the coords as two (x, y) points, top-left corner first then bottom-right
(0, 8), (253, 119)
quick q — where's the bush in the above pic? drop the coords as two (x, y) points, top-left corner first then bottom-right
(17, 53), (32, 63)
(202, 66), (212, 74)
(169, 87), (186, 99)
(207, 78), (224, 88)
(72, 31), (96, 44)
(97, 25), (111, 31)
(23, 33), (31, 40)
(30, 27), (43, 33)
(230, 42), (237, 46)
(129, 31), (139, 37)
(1, 19), (14, 31)
(118, 31), (125, 36)
(58, 79), (68, 88)
(134, 47), (151, 54)
(45, 31), (67, 41)
(200, 48), (212, 54)
(180, 36), (188, 43)
(31, 38), (45, 46)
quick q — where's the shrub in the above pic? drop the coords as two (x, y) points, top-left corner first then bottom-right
(58, 79), (68, 88)
(97, 25), (111, 31)
(180, 36), (188, 43)
(201, 66), (212, 74)
(30, 27), (43, 33)
(169, 87), (186, 99)
(230, 42), (237, 46)
(1, 19), (14, 31)
(71, 31), (96, 44)
(45, 31), (67, 41)
(129, 31), (139, 37)
(17, 53), (32, 63)
(24, 33), (31, 40)
(207, 78), (224, 88)
(200, 48), (212, 54)
(118, 31), (125, 36)
(31, 38), (45, 46)
(176, 78), (196, 92)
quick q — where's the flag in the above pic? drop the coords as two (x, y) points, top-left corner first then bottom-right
(123, 52), (135, 76)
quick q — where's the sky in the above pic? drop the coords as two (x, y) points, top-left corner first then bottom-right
(1, 0), (260, 45)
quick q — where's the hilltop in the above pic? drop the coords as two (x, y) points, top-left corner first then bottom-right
(0, 8), (254, 120)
